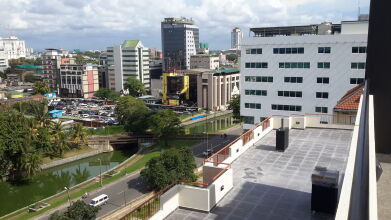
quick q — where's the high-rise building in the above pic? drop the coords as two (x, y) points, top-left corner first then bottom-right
(98, 52), (108, 88)
(161, 17), (199, 71)
(106, 40), (150, 92)
(41, 49), (63, 90)
(240, 17), (368, 129)
(231, 27), (243, 50)
(0, 49), (8, 72)
(0, 36), (26, 59)
(59, 62), (99, 98)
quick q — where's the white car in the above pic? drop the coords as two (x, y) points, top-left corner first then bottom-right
(203, 149), (213, 158)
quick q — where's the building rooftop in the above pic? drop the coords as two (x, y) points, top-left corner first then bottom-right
(334, 83), (364, 111)
(16, 64), (42, 70)
(208, 67), (239, 75)
(166, 128), (352, 220)
(122, 40), (140, 48)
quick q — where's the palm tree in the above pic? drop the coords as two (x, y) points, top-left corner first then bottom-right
(20, 152), (41, 178)
(71, 123), (88, 148)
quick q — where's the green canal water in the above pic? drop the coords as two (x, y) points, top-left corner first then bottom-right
(184, 114), (239, 134)
(0, 147), (137, 216)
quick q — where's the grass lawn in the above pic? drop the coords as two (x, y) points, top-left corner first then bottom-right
(41, 145), (96, 164)
(86, 125), (125, 136)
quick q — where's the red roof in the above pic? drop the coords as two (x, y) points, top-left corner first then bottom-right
(334, 84), (364, 111)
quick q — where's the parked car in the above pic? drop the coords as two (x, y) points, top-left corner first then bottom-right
(203, 149), (213, 158)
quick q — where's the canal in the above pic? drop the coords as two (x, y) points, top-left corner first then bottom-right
(184, 113), (239, 134)
(0, 146), (137, 216)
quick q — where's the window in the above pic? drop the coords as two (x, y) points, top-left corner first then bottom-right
(273, 47), (304, 54)
(245, 62), (268, 68)
(284, 77), (303, 83)
(243, 116), (254, 124)
(317, 77), (329, 84)
(245, 76), (273, 82)
(316, 92), (329, 99)
(317, 62), (330, 69)
(202, 79), (208, 83)
(315, 107), (328, 113)
(122, 55), (137, 57)
(350, 78), (365, 84)
(279, 62), (310, 69)
(245, 90), (267, 96)
(246, 48), (262, 54)
(244, 103), (261, 109)
(351, 62), (366, 69)
(352, 47), (367, 54)
(277, 91), (302, 97)
(318, 47), (331, 53)
(271, 104), (302, 112)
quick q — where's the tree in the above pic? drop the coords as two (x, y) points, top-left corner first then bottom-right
(141, 147), (197, 190)
(124, 77), (146, 97)
(94, 88), (120, 100)
(70, 123), (88, 147)
(226, 53), (238, 63)
(149, 110), (183, 146)
(49, 200), (100, 220)
(228, 94), (241, 121)
(24, 73), (37, 83)
(115, 96), (151, 134)
(33, 81), (50, 95)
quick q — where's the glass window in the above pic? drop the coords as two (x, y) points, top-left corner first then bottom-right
(297, 77), (303, 83)
(251, 49), (257, 54)
(246, 49), (251, 54)
(298, 62), (304, 68)
(318, 62), (323, 68)
(304, 63), (310, 68)
(250, 63), (256, 68)
(245, 63), (250, 68)
(262, 63), (268, 68)
(318, 47), (324, 53)
(273, 48), (279, 54)
(279, 63), (284, 68)
(256, 63), (262, 68)
(358, 63), (365, 69)
(286, 48), (292, 54)
(268, 77), (273, 82)
(257, 49), (262, 54)
(324, 62), (330, 69)
(292, 48), (298, 54)
(272, 104), (277, 110)
(325, 47), (331, 53)
(359, 47), (366, 53)
(351, 63), (358, 69)
(279, 48), (285, 54)
(298, 48), (304, 54)
(352, 47), (359, 53)
(291, 77), (297, 83)
(284, 77), (289, 82)
(291, 63), (298, 68)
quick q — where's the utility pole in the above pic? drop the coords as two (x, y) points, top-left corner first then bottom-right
(98, 158), (102, 187)
(64, 187), (71, 206)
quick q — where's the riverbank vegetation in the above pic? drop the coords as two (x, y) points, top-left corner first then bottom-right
(0, 101), (88, 181)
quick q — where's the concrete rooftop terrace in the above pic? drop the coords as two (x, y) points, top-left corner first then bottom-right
(166, 128), (353, 220)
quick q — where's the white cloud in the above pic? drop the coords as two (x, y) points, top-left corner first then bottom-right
(0, 0), (370, 50)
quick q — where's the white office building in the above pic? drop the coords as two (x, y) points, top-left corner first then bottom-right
(106, 40), (150, 92)
(231, 27), (243, 50)
(0, 49), (8, 72)
(240, 18), (368, 129)
(0, 36), (26, 60)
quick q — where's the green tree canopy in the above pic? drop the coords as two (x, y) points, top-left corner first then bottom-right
(228, 94), (241, 120)
(33, 81), (50, 95)
(141, 146), (197, 190)
(149, 110), (183, 146)
(115, 96), (151, 134)
(226, 53), (238, 63)
(124, 77), (146, 97)
(49, 200), (100, 220)
(24, 73), (37, 83)
(94, 88), (120, 100)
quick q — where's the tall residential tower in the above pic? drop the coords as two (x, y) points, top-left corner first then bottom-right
(231, 27), (243, 50)
(106, 40), (150, 92)
(161, 17), (199, 71)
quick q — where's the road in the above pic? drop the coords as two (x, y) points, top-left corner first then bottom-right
(35, 172), (148, 220)
(35, 124), (243, 220)
(193, 125), (243, 166)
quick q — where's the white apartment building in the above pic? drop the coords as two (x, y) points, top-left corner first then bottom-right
(231, 27), (243, 50)
(190, 54), (219, 70)
(240, 19), (368, 129)
(0, 49), (8, 72)
(106, 40), (150, 92)
(0, 36), (26, 59)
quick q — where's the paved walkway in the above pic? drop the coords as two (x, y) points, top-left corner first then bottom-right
(167, 128), (352, 220)
(377, 154), (391, 220)
(181, 111), (233, 126)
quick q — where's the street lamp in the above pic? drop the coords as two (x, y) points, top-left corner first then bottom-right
(98, 158), (102, 187)
(64, 187), (71, 206)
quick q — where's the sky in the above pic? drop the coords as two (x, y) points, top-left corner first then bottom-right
(0, 0), (370, 52)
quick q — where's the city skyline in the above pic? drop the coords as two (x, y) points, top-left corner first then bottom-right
(1, 0), (370, 51)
